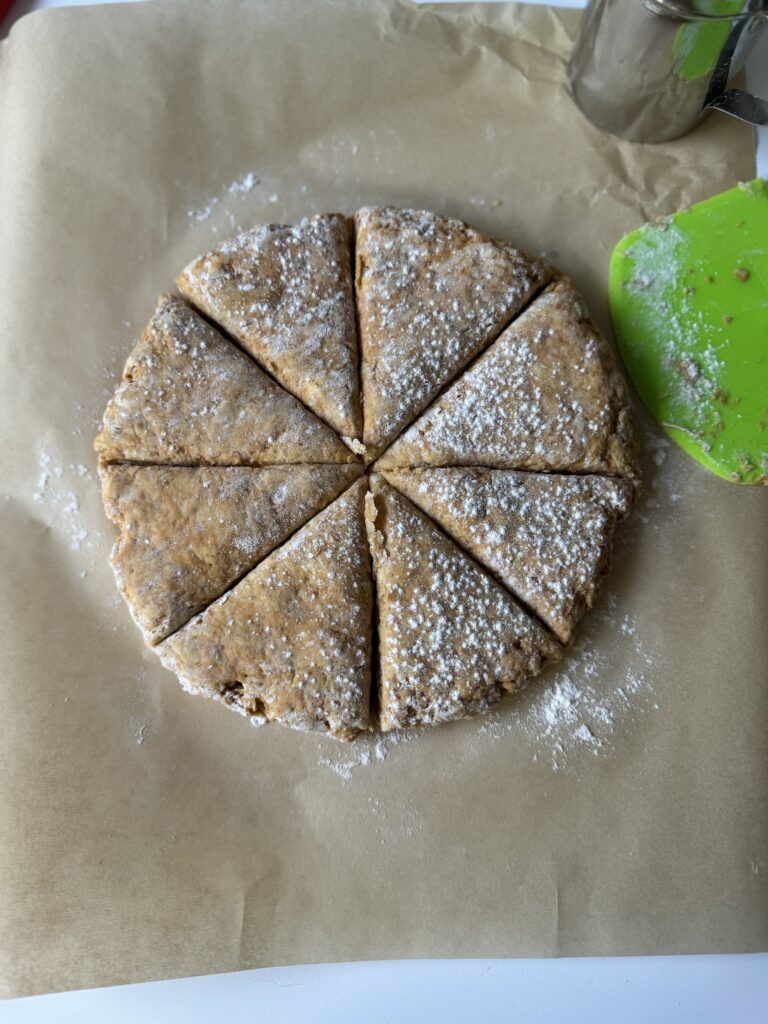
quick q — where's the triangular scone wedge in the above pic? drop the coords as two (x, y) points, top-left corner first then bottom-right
(176, 214), (361, 440)
(95, 295), (355, 466)
(157, 479), (373, 741)
(355, 207), (553, 456)
(382, 468), (633, 644)
(101, 463), (361, 645)
(365, 476), (560, 732)
(377, 278), (636, 476)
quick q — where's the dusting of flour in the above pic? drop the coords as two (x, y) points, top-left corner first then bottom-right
(477, 613), (659, 772)
(32, 445), (98, 555)
(315, 610), (658, 780)
(318, 728), (420, 781)
(186, 171), (280, 235)
(315, 420), (677, 781)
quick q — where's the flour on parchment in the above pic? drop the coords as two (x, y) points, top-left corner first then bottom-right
(32, 445), (98, 555)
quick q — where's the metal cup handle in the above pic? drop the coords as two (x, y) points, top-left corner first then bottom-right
(706, 9), (768, 127)
(710, 87), (768, 126)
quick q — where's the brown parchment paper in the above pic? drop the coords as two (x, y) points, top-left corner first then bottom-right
(1, 0), (767, 999)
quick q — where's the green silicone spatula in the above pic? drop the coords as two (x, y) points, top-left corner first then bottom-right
(609, 178), (768, 485)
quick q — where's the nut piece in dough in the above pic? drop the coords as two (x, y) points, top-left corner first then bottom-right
(365, 475), (560, 732)
(95, 295), (355, 466)
(101, 463), (362, 645)
(157, 479), (373, 741)
(378, 278), (637, 476)
(355, 206), (553, 456)
(382, 467), (633, 644)
(177, 214), (361, 441)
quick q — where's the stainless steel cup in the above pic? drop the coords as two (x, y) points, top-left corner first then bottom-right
(568, 0), (768, 143)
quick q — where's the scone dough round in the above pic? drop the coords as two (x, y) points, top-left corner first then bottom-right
(97, 207), (637, 740)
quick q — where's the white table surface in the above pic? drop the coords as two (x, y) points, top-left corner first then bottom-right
(1, 1), (767, 1020)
